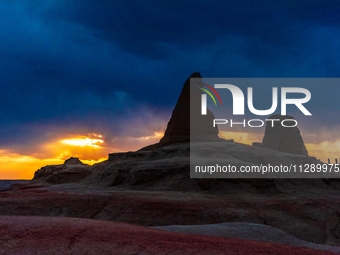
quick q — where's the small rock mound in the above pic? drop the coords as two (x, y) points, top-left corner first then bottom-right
(64, 157), (84, 165)
(31, 158), (90, 184)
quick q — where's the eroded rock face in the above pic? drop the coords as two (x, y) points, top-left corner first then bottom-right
(94, 142), (322, 190)
(31, 159), (90, 184)
(141, 72), (220, 150)
(262, 114), (308, 155)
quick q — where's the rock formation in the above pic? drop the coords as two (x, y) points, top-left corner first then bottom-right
(141, 72), (220, 150)
(64, 157), (84, 165)
(3, 73), (340, 251)
(261, 114), (308, 155)
(31, 158), (90, 184)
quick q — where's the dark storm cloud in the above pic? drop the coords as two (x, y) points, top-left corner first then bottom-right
(41, 0), (340, 72)
(0, 0), (340, 150)
(42, 1), (338, 49)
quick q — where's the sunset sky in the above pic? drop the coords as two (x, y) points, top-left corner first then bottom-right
(1, 0), (340, 179)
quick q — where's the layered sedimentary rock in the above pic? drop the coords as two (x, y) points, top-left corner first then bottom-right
(261, 114), (308, 155)
(141, 72), (220, 150)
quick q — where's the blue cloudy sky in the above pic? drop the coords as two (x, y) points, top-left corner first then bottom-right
(0, 0), (340, 178)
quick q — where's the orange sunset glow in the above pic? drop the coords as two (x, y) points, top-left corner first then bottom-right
(0, 131), (165, 180)
(0, 127), (338, 180)
(60, 135), (104, 148)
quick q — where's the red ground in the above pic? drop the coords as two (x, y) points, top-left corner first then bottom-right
(0, 216), (335, 255)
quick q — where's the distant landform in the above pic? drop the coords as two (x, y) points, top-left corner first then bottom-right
(0, 180), (28, 191)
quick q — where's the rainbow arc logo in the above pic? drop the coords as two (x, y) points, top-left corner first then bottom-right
(199, 83), (222, 116)
(199, 83), (223, 106)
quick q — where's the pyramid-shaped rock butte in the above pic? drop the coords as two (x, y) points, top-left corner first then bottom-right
(141, 72), (221, 150)
(141, 73), (308, 156)
(261, 114), (308, 155)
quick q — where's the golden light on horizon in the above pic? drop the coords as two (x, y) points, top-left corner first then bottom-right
(218, 131), (263, 145)
(0, 132), (109, 179)
(60, 136), (104, 148)
(53, 133), (108, 162)
(0, 150), (63, 180)
(306, 139), (340, 163)
(0, 131), (166, 179)
(1, 128), (339, 180)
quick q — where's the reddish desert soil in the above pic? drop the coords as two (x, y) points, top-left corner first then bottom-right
(2, 184), (340, 246)
(0, 216), (336, 255)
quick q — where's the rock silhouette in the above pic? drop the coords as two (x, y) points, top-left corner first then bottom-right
(32, 158), (90, 184)
(64, 157), (84, 165)
(141, 72), (220, 150)
(261, 114), (308, 155)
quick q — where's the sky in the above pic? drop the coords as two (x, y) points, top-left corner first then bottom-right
(1, 0), (340, 179)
